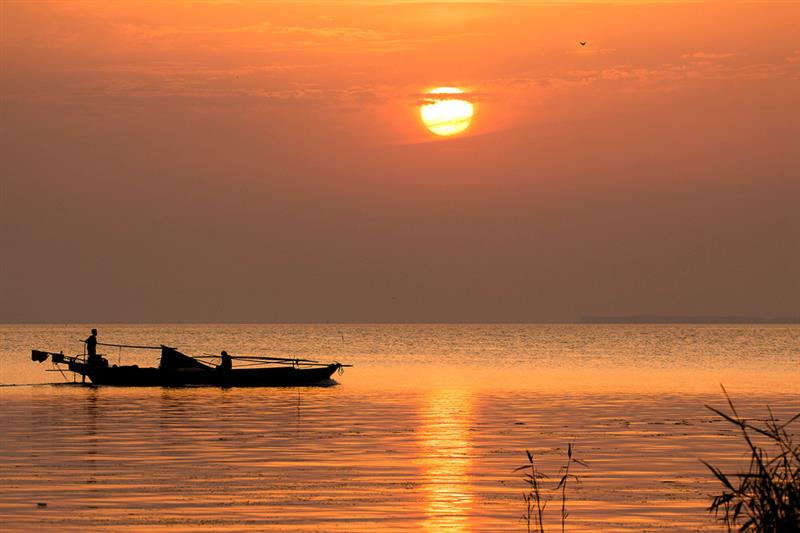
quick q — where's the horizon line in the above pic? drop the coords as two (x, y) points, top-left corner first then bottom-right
(2, 319), (798, 326)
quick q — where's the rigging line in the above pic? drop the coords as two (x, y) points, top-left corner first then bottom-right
(197, 356), (327, 368)
(231, 361), (282, 368)
(201, 353), (320, 364)
(234, 355), (320, 364)
(93, 342), (165, 350)
(52, 360), (68, 382)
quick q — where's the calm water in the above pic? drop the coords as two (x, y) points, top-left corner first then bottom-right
(1, 324), (798, 531)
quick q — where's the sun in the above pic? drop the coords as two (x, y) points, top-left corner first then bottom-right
(419, 87), (474, 137)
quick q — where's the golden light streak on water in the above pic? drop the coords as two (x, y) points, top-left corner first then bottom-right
(418, 389), (474, 532)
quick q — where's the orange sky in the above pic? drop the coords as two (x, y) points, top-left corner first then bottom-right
(1, 1), (798, 322)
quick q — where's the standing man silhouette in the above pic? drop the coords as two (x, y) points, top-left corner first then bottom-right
(85, 328), (99, 365)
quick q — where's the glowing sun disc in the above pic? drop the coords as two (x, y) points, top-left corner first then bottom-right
(420, 87), (474, 136)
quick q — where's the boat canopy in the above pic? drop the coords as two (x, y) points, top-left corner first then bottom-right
(159, 346), (212, 371)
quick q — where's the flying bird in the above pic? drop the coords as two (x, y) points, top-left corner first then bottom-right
(580, 41), (587, 46)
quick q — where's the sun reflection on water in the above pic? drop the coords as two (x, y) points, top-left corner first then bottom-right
(418, 389), (474, 532)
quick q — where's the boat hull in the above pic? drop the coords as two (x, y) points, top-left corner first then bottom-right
(68, 361), (341, 387)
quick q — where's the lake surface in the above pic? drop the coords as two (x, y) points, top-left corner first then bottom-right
(1, 324), (798, 531)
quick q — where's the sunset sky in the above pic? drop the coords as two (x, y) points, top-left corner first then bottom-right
(1, 1), (798, 323)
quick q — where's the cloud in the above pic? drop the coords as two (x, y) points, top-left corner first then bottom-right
(485, 54), (798, 96)
(681, 52), (736, 61)
(567, 46), (617, 56)
(680, 52), (736, 68)
(410, 90), (487, 107)
(87, 62), (311, 77)
(70, 77), (325, 102)
(117, 21), (413, 54)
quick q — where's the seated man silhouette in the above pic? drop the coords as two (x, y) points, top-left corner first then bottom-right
(218, 350), (232, 372)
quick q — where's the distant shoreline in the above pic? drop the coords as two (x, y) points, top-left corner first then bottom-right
(579, 315), (800, 325)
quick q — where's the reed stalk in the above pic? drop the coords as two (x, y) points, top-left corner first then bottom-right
(516, 444), (587, 532)
(703, 386), (800, 532)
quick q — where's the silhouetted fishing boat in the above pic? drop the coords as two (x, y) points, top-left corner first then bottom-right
(31, 345), (348, 387)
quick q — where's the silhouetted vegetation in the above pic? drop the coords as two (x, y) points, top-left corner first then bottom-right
(703, 387), (800, 532)
(516, 444), (587, 533)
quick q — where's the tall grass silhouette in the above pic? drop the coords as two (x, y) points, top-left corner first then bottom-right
(516, 444), (587, 533)
(703, 386), (800, 532)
